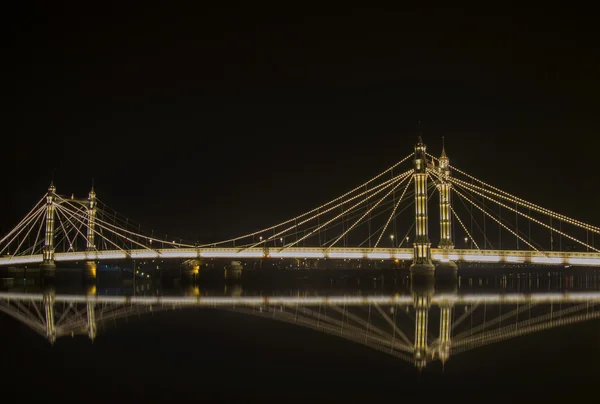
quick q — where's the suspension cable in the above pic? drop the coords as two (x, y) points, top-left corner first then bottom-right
(205, 154), (415, 246)
(243, 169), (414, 250)
(446, 164), (600, 234)
(450, 205), (481, 251)
(327, 171), (414, 249)
(6, 207), (46, 257)
(452, 186), (539, 252)
(452, 179), (599, 253)
(0, 205), (46, 256)
(55, 205), (138, 252)
(374, 174), (414, 248)
(0, 195), (47, 245)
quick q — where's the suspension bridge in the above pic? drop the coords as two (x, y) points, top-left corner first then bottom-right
(1, 289), (598, 369)
(1, 137), (599, 277)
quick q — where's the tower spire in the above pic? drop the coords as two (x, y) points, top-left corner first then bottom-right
(441, 136), (447, 158)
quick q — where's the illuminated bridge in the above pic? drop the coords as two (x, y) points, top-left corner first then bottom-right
(1, 290), (598, 369)
(1, 137), (599, 275)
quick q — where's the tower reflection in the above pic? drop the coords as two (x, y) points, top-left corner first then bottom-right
(1, 277), (598, 370)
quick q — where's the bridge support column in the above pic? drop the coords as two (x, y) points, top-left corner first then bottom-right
(181, 259), (201, 283)
(43, 291), (56, 344)
(224, 260), (243, 282)
(84, 186), (97, 282)
(41, 183), (57, 276)
(410, 137), (435, 276)
(436, 143), (458, 274)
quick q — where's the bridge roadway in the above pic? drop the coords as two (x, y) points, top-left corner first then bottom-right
(1, 291), (600, 305)
(1, 247), (600, 267)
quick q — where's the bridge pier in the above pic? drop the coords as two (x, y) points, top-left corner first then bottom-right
(84, 261), (97, 282)
(181, 259), (201, 282)
(224, 260), (243, 281)
(410, 136), (435, 276)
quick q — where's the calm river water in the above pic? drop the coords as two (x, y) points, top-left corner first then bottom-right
(1, 267), (599, 402)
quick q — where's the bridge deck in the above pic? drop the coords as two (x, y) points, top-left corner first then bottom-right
(1, 247), (599, 266)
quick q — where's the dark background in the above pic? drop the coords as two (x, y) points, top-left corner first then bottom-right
(5, 3), (600, 242)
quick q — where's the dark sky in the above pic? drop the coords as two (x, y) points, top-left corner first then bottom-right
(4, 4), (600, 242)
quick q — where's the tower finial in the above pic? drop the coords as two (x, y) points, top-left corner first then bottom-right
(441, 136), (447, 157)
(91, 177), (95, 192)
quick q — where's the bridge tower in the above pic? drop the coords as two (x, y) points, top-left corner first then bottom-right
(410, 136), (435, 275)
(436, 141), (458, 272)
(41, 182), (57, 274)
(84, 185), (98, 281)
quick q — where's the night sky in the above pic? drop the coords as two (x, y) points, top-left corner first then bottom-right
(5, 4), (600, 243)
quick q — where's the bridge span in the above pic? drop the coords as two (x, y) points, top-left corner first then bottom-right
(1, 247), (600, 267)
(2, 137), (599, 276)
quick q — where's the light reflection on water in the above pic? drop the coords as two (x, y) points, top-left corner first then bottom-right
(1, 267), (599, 400)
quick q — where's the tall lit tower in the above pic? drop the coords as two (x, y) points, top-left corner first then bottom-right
(410, 136), (435, 274)
(41, 182), (57, 272)
(84, 185), (98, 281)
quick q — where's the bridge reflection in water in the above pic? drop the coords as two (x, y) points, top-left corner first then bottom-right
(1, 277), (598, 371)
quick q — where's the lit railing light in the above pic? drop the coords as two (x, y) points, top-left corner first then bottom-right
(463, 255), (501, 262)
(0, 255), (43, 265)
(270, 251), (325, 258)
(567, 258), (600, 266)
(236, 251), (265, 258)
(200, 251), (264, 258)
(327, 252), (364, 259)
(367, 253), (391, 259)
(531, 257), (564, 265)
(160, 250), (198, 258)
(131, 251), (159, 259)
(432, 254), (459, 261)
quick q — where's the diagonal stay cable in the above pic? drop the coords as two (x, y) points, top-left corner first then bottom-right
(327, 171), (414, 250)
(452, 179), (598, 252)
(374, 174), (414, 248)
(206, 154), (415, 247)
(247, 169), (414, 251)
(452, 184), (538, 251)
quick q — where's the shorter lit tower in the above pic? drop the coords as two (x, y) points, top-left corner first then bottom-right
(411, 136), (435, 273)
(84, 184), (98, 281)
(41, 182), (57, 272)
(437, 142), (454, 250)
(436, 140), (458, 271)
(87, 185), (97, 251)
